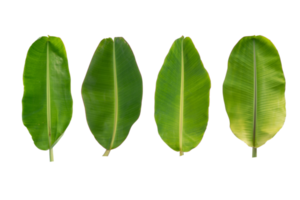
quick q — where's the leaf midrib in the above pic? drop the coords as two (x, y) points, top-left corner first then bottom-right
(253, 38), (257, 147)
(179, 37), (184, 155)
(110, 39), (118, 150)
(47, 37), (52, 149)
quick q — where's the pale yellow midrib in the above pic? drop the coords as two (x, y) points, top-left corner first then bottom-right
(46, 38), (52, 149)
(252, 38), (257, 147)
(110, 39), (118, 150)
(179, 38), (184, 155)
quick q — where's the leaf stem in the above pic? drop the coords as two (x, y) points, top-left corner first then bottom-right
(47, 148), (56, 163)
(252, 147), (257, 158)
(177, 151), (185, 157)
(100, 150), (111, 157)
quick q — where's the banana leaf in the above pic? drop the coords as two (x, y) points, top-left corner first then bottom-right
(82, 37), (143, 156)
(22, 36), (73, 162)
(223, 35), (286, 157)
(155, 36), (211, 156)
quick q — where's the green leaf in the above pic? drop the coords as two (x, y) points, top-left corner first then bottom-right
(223, 35), (286, 157)
(22, 36), (73, 161)
(82, 37), (143, 156)
(154, 36), (211, 156)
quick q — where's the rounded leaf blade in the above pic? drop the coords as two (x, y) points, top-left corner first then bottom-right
(223, 35), (286, 156)
(22, 36), (73, 161)
(82, 37), (143, 156)
(155, 37), (211, 155)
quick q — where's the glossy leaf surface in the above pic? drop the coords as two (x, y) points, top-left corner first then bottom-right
(22, 36), (73, 161)
(223, 35), (285, 156)
(82, 37), (143, 156)
(155, 37), (211, 156)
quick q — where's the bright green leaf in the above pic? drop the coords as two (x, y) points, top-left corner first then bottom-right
(22, 36), (73, 161)
(155, 36), (211, 156)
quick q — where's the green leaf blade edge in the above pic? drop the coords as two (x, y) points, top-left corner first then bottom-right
(82, 37), (143, 156)
(22, 36), (73, 160)
(155, 36), (211, 155)
(223, 35), (286, 151)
